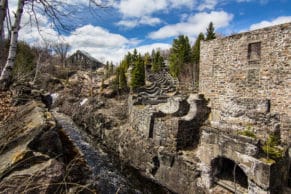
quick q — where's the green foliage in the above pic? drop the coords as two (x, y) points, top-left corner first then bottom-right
(131, 54), (145, 90)
(169, 53), (181, 77)
(238, 129), (256, 138)
(104, 61), (114, 78)
(13, 41), (36, 79)
(119, 67), (127, 90)
(144, 52), (151, 66)
(109, 62), (114, 75)
(262, 134), (283, 160)
(192, 33), (205, 64)
(151, 50), (164, 72)
(206, 22), (216, 41)
(119, 49), (145, 91)
(169, 35), (192, 77)
(115, 66), (128, 91)
(120, 52), (132, 71)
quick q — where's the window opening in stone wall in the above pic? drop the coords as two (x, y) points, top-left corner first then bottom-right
(248, 42), (261, 61)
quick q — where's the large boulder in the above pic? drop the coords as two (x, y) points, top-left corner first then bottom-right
(0, 101), (91, 193)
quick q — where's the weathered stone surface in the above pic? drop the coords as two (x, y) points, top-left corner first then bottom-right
(0, 101), (92, 193)
(199, 22), (291, 144)
(0, 159), (64, 193)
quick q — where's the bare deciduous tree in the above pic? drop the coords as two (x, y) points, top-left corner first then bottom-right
(33, 42), (51, 84)
(0, 0), (7, 40)
(53, 42), (70, 67)
(0, 0), (8, 71)
(0, 0), (25, 90)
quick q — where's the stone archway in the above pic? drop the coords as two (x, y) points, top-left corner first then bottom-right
(211, 157), (248, 192)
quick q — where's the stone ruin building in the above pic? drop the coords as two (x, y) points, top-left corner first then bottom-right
(120, 22), (290, 194)
(67, 50), (104, 70)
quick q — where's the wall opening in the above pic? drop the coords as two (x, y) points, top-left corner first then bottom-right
(149, 116), (155, 138)
(211, 157), (248, 191)
(248, 42), (261, 62)
(151, 156), (160, 176)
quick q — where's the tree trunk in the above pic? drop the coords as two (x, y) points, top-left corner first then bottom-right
(0, 0), (25, 90)
(0, 0), (7, 71)
(0, 0), (7, 42)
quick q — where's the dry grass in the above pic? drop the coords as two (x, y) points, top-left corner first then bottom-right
(0, 154), (97, 194)
(0, 91), (16, 124)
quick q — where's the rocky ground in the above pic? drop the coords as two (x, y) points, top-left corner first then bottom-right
(0, 68), (176, 194)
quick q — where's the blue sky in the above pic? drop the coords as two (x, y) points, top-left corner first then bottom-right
(8, 0), (291, 64)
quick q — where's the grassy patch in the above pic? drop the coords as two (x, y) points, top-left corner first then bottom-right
(262, 134), (284, 160)
(238, 129), (256, 139)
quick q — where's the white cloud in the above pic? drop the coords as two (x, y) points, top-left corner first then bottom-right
(65, 25), (139, 63)
(117, 16), (162, 28)
(133, 43), (172, 55)
(115, 0), (195, 27)
(65, 25), (171, 64)
(249, 16), (291, 30)
(148, 11), (233, 39)
(67, 25), (129, 48)
(236, 0), (269, 4)
(117, 0), (168, 18)
(197, 0), (218, 11)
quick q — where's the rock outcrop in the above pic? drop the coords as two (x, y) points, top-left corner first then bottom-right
(0, 101), (91, 193)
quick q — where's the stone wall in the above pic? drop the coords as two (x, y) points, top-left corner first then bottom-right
(199, 23), (291, 144)
(197, 127), (288, 193)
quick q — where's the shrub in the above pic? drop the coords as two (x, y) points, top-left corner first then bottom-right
(238, 130), (256, 138)
(262, 134), (283, 160)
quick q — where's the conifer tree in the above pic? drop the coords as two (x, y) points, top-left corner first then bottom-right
(192, 33), (205, 85)
(144, 52), (151, 66)
(192, 33), (205, 64)
(131, 54), (145, 90)
(169, 35), (192, 77)
(152, 50), (164, 72)
(109, 61), (114, 75)
(119, 66), (127, 90)
(206, 22), (216, 41)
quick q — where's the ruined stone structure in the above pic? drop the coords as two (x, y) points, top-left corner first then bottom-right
(67, 50), (104, 70)
(198, 22), (291, 193)
(199, 22), (290, 144)
(113, 23), (291, 194)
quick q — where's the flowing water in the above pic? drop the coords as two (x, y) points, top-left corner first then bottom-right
(53, 111), (175, 194)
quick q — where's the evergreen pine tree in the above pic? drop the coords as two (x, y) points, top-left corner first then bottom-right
(144, 52), (151, 66)
(109, 61), (114, 76)
(131, 54), (145, 90)
(169, 35), (192, 77)
(119, 66), (127, 90)
(206, 22), (216, 40)
(192, 33), (205, 64)
(114, 67), (120, 91)
(152, 50), (164, 72)
(192, 33), (205, 85)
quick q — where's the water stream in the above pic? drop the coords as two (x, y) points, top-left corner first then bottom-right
(52, 111), (175, 194)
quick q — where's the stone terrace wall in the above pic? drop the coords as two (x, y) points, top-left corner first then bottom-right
(199, 23), (291, 143)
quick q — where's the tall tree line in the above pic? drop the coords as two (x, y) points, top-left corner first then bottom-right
(169, 22), (216, 84)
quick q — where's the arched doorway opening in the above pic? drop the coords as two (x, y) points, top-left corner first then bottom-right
(211, 157), (248, 191)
